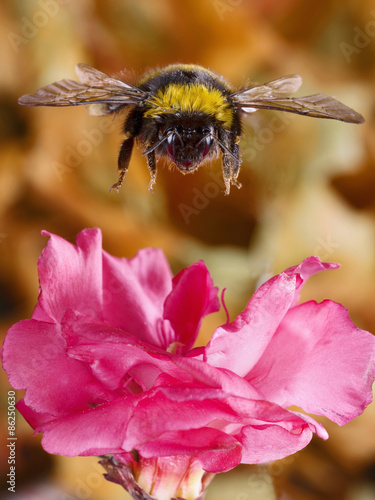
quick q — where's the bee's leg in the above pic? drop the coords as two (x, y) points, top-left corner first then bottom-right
(219, 131), (242, 195)
(218, 130), (232, 195)
(110, 136), (134, 192)
(230, 140), (242, 190)
(145, 150), (157, 193)
(221, 153), (232, 196)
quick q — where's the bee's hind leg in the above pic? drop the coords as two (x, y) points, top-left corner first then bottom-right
(110, 136), (134, 192)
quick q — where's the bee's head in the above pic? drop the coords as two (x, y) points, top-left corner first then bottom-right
(159, 117), (215, 172)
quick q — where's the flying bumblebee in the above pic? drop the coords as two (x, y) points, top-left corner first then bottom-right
(18, 63), (364, 195)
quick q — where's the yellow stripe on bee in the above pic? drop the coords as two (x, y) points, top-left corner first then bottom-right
(144, 83), (234, 129)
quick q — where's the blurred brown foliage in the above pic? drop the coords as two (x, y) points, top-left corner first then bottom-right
(1, 1), (375, 499)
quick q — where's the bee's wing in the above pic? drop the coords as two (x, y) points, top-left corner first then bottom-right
(232, 74), (364, 124)
(232, 74), (303, 100)
(18, 63), (146, 115)
(74, 63), (139, 92)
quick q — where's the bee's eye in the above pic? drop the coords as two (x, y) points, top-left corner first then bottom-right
(202, 136), (213, 157)
(166, 133), (176, 159)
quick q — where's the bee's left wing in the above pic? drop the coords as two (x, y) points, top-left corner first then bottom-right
(232, 74), (364, 124)
(18, 63), (147, 116)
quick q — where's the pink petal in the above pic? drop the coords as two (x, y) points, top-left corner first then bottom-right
(123, 392), (240, 451)
(33, 229), (104, 323)
(61, 309), (149, 349)
(68, 341), (194, 392)
(248, 300), (375, 424)
(101, 248), (174, 348)
(135, 428), (242, 473)
(205, 272), (298, 376)
(2, 320), (110, 416)
(167, 356), (263, 401)
(240, 424), (314, 463)
(163, 262), (220, 352)
(224, 396), (327, 439)
(205, 257), (339, 377)
(284, 256), (340, 306)
(38, 398), (136, 456)
(61, 311), (197, 392)
(16, 398), (55, 429)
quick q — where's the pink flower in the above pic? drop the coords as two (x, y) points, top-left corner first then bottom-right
(2, 228), (375, 500)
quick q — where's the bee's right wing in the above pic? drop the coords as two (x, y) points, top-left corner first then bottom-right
(18, 63), (147, 115)
(232, 74), (364, 124)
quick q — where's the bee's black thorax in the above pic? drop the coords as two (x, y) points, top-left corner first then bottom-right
(137, 64), (232, 95)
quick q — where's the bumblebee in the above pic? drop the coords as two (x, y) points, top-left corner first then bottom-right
(19, 63), (364, 195)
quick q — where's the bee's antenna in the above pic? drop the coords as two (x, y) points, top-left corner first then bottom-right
(142, 134), (170, 156)
(212, 135), (237, 160)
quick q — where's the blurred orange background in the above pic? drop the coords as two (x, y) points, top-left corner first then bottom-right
(1, 1), (375, 499)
